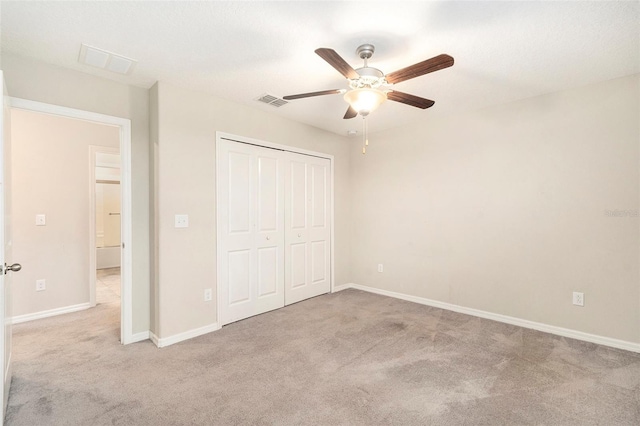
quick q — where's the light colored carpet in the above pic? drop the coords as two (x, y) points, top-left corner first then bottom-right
(5, 288), (640, 425)
(96, 267), (120, 305)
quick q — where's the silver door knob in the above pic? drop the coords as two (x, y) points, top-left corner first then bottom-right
(4, 263), (21, 274)
(298, 233), (301, 237)
(266, 236), (270, 240)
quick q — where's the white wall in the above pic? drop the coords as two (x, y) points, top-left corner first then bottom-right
(350, 74), (640, 344)
(2, 54), (150, 333)
(11, 109), (119, 315)
(152, 81), (351, 338)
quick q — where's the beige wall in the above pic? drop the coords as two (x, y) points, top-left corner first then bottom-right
(96, 182), (121, 248)
(153, 81), (351, 338)
(11, 109), (119, 315)
(149, 83), (159, 335)
(4, 52), (637, 347)
(350, 74), (640, 343)
(2, 54), (150, 333)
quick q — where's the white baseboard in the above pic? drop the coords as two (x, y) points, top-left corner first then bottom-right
(332, 283), (353, 293)
(130, 331), (150, 343)
(10, 302), (92, 324)
(150, 322), (221, 348)
(149, 331), (159, 347)
(342, 283), (640, 354)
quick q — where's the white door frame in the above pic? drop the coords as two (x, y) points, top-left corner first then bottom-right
(10, 97), (135, 345)
(89, 145), (120, 307)
(1, 70), (13, 424)
(215, 131), (335, 326)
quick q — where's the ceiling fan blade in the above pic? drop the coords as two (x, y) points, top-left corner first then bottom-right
(315, 48), (360, 80)
(385, 54), (454, 84)
(343, 106), (357, 119)
(283, 89), (344, 100)
(387, 90), (435, 109)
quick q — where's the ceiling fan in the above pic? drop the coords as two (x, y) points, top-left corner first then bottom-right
(283, 44), (454, 119)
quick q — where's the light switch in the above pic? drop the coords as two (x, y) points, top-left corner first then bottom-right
(36, 214), (46, 226)
(175, 214), (189, 228)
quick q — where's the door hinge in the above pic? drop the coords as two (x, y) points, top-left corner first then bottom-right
(122, 242), (125, 249)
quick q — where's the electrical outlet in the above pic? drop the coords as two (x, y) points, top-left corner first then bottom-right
(204, 288), (212, 302)
(572, 291), (584, 307)
(35, 214), (46, 226)
(377, 264), (384, 273)
(175, 214), (189, 228)
(36, 279), (46, 292)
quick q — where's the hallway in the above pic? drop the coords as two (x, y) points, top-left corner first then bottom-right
(96, 267), (120, 305)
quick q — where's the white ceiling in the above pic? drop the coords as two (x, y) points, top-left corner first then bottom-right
(1, 1), (638, 136)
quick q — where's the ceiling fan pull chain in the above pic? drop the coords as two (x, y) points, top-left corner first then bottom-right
(365, 117), (369, 146)
(362, 116), (367, 154)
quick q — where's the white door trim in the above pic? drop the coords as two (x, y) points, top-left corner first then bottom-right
(10, 97), (135, 345)
(1, 69), (12, 424)
(89, 145), (120, 307)
(215, 131), (335, 327)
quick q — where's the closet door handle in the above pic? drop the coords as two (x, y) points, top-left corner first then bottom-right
(298, 233), (301, 237)
(266, 236), (270, 240)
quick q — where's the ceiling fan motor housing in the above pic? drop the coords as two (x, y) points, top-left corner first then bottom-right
(351, 66), (386, 89)
(356, 67), (383, 78)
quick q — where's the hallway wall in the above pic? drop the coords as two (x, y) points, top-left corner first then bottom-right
(11, 109), (119, 316)
(2, 54), (150, 333)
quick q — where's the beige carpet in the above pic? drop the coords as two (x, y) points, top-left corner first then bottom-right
(5, 288), (640, 425)
(96, 267), (120, 305)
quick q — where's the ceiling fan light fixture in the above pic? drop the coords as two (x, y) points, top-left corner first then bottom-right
(343, 88), (387, 116)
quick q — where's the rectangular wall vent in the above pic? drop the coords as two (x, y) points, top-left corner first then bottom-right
(255, 93), (289, 108)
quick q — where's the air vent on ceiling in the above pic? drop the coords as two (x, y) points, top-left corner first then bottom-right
(255, 93), (289, 108)
(78, 44), (137, 75)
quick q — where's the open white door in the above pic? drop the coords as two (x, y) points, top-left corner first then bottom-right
(0, 70), (18, 423)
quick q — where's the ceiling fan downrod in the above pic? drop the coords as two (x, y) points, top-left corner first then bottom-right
(356, 44), (375, 68)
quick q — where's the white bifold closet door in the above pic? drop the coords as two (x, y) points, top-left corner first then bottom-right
(218, 139), (331, 326)
(284, 153), (331, 305)
(218, 141), (286, 325)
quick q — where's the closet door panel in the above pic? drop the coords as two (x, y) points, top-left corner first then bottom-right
(306, 159), (331, 296)
(257, 247), (278, 297)
(218, 140), (285, 325)
(290, 242), (307, 288)
(228, 250), (251, 305)
(289, 160), (307, 230)
(227, 152), (251, 234)
(257, 156), (278, 232)
(285, 154), (331, 305)
(310, 164), (327, 228)
(254, 151), (284, 308)
(311, 240), (327, 284)
(220, 143), (257, 323)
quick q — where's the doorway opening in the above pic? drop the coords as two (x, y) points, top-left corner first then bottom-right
(93, 151), (121, 307)
(10, 98), (134, 344)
